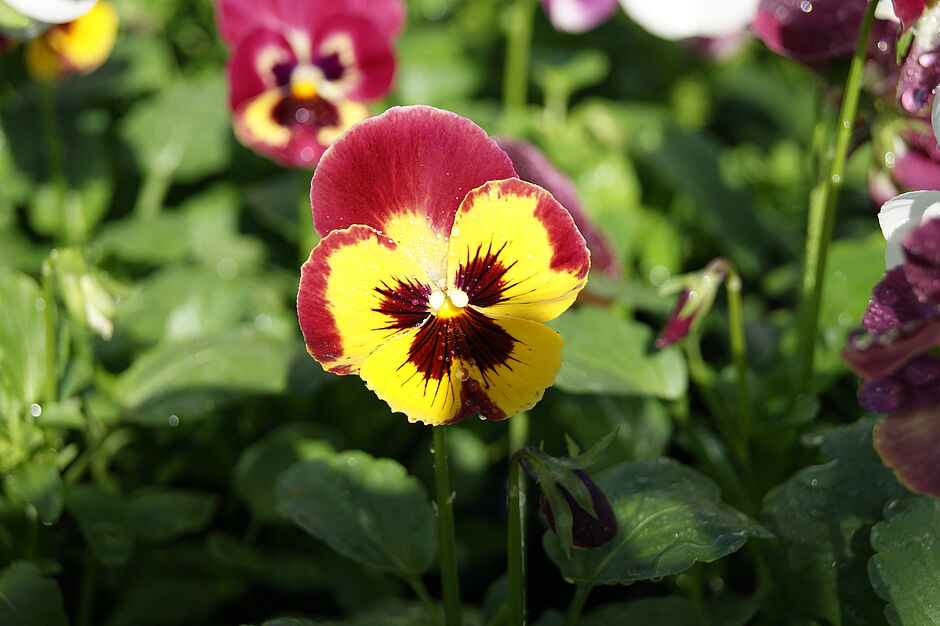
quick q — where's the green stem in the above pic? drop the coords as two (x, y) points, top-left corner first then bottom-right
(407, 575), (442, 626)
(562, 584), (592, 626)
(433, 426), (462, 626)
(725, 262), (751, 460)
(507, 450), (525, 626)
(41, 259), (56, 406)
(502, 0), (538, 113)
(133, 167), (173, 219)
(75, 550), (97, 626)
(795, 0), (877, 394)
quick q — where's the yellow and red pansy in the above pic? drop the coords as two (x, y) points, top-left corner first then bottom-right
(297, 106), (591, 425)
(215, 0), (402, 168)
(24, 0), (117, 82)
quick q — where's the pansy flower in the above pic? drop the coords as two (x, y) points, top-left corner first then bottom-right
(297, 106), (590, 425)
(24, 0), (117, 82)
(215, 0), (403, 168)
(752, 0), (870, 64)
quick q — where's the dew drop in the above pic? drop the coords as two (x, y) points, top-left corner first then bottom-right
(800, 0), (812, 12)
(29, 403), (42, 417)
(168, 414), (180, 427)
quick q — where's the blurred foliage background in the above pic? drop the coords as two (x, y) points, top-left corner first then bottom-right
(0, 0), (903, 624)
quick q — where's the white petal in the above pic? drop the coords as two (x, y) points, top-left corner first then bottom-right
(619, 0), (759, 40)
(875, 0), (900, 23)
(879, 190), (940, 268)
(4, 0), (96, 24)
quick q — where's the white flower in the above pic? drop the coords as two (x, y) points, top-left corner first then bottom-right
(618, 0), (759, 40)
(879, 191), (940, 268)
(3, 0), (96, 25)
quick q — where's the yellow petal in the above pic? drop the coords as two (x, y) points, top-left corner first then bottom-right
(27, 0), (118, 81)
(359, 308), (563, 425)
(446, 178), (590, 322)
(298, 225), (434, 375)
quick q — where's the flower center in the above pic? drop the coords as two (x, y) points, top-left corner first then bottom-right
(290, 64), (321, 100)
(429, 288), (470, 317)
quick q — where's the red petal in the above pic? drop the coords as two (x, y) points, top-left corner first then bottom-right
(310, 106), (517, 237)
(875, 406), (940, 497)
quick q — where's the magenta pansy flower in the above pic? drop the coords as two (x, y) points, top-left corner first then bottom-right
(752, 0), (869, 63)
(214, 0), (404, 168)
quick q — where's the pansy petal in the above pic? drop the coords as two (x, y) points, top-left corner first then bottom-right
(875, 406), (940, 497)
(5, 0), (95, 24)
(752, 0), (868, 63)
(359, 312), (563, 425)
(842, 315), (940, 379)
(903, 217), (940, 305)
(446, 179), (589, 323)
(26, 0), (118, 81)
(496, 138), (621, 277)
(310, 106), (516, 241)
(297, 225), (433, 375)
(879, 190), (940, 268)
(227, 28), (294, 110)
(541, 0), (619, 33)
(312, 14), (395, 101)
(215, 0), (405, 47)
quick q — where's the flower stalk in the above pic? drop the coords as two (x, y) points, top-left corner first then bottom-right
(507, 448), (526, 626)
(725, 262), (751, 454)
(795, 0), (878, 393)
(563, 583), (593, 626)
(433, 426), (462, 626)
(503, 0), (538, 114)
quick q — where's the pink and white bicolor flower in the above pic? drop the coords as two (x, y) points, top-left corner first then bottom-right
(215, 0), (403, 168)
(878, 94), (940, 267)
(3, 0), (96, 25)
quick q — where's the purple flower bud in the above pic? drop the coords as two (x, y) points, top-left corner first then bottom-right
(752, 0), (868, 64)
(656, 259), (729, 348)
(891, 0), (928, 29)
(539, 469), (617, 548)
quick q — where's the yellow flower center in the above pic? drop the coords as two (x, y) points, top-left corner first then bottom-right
(429, 288), (469, 318)
(290, 65), (320, 100)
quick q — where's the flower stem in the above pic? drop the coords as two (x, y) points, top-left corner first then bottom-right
(433, 426), (462, 626)
(41, 258), (57, 406)
(795, 0), (877, 394)
(503, 0), (538, 113)
(133, 167), (172, 219)
(507, 449), (526, 626)
(563, 583), (593, 626)
(725, 262), (751, 457)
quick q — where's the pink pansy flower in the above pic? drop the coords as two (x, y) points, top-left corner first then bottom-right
(297, 106), (590, 425)
(214, 0), (403, 168)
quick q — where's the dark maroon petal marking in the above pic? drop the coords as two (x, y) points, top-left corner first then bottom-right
(539, 469), (618, 549)
(875, 406), (940, 498)
(226, 29), (295, 110)
(272, 95), (340, 128)
(272, 61), (295, 87)
(496, 138), (621, 277)
(310, 106), (516, 237)
(455, 242), (518, 307)
(316, 52), (344, 81)
(450, 378), (508, 423)
(372, 279), (431, 331)
(405, 308), (517, 384)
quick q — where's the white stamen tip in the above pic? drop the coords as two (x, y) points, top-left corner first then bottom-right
(429, 290), (446, 309)
(448, 289), (469, 308)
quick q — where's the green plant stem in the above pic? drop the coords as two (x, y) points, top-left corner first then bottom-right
(407, 575), (442, 626)
(41, 259), (56, 406)
(75, 550), (97, 626)
(133, 167), (173, 219)
(433, 426), (462, 626)
(502, 0), (538, 113)
(507, 449), (525, 626)
(795, 0), (877, 394)
(725, 262), (751, 458)
(563, 584), (593, 626)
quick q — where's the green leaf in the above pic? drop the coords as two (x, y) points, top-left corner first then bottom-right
(127, 490), (217, 542)
(4, 458), (64, 523)
(551, 308), (687, 399)
(544, 458), (769, 585)
(762, 417), (909, 625)
(0, 561), (68, 626)
(120, 75), (231, 181)
(277, 450), (436, 576)
(0, 273), (47, 417)
(233, 423), (335, 521)
(869, 497), (940, 625)
(113, 331), (294, 426)
(66, 484), (134, 566)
